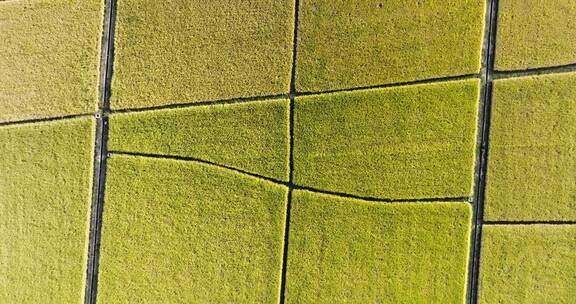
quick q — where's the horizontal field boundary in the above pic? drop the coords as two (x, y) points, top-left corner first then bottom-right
(110, 93), (289, 114)
(0, 113), (95, 127)
(494, 62), (576, 79)
(484, 220), (576, 225)
(107, 73), (481, 115)
(109, 150), (472, 205)
(5, 62), (576, 127)
(91, 63), (576, 117)
(109, 150), (287, 185)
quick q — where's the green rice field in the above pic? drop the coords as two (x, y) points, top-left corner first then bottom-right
(1, 0), (574, 303)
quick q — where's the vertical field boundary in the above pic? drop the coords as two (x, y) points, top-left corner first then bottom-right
(278, 1), (301, 303)
(84, 0), (116, 303)
(468, 0), (499, 303)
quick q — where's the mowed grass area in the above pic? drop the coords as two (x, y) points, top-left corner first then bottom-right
(495, 0), (576, 70)
(108, 99), (290, 181)
(111, 0), (295, 110)
(479, 225), (576, 303)
(294, 79), (480, 199)
(0, 0), (103, 122)
(98, 155), (288, 303)
(486, 72), (576, 221)
(0, 119), (95, 303)
(285, 190), (471, 303)
(295, 0), (485, 92)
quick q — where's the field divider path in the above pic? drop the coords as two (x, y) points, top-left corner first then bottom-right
(493, 62), (576, 79)
(0, 113), (95, 127)
(296, 73), (480, 97)
(103, 63), (576, 131)
(108, 151), (287, 185)
(278, 0), (301, 302)
(84, 0), (116, 303)
(109, 150), (471, 204)
(110, 93), (289, 114)
(484, 220), (576, 225)
(468, 0), (499, 303)
(108, 73), (480, 116)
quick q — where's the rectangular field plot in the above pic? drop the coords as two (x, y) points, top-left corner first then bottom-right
(495, 0), (576, 70)
(479, 225), (576, 303)
(98, 155), (288, 303)
(285, 190), (472, 303)
(0, 118), (95, 303)
(108, 99), (290, 181)
(0, 0), (103, 122)
(486, 72), (576, 221)
(295, 0), (485, 92)
(293, 79), (480, 200)
(112, 0), (295, 109)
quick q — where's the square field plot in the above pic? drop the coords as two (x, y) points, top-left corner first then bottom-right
(285, 190), (472, 303)
(479, 225), (576, 303)
(294, 79), (480, 200)
(98, 155), (288, 303)
(108, 99), (290, 181)
(486, 72), (576, 221)
(0, 119), (95, 303)
(295, 0), (485, 92)
(495, 0), (576, 70)
(0, 0), (103, 122)
(112, 0), (295, 109)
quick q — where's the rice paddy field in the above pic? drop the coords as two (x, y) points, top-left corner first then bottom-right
(1, 0), (574, 303)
